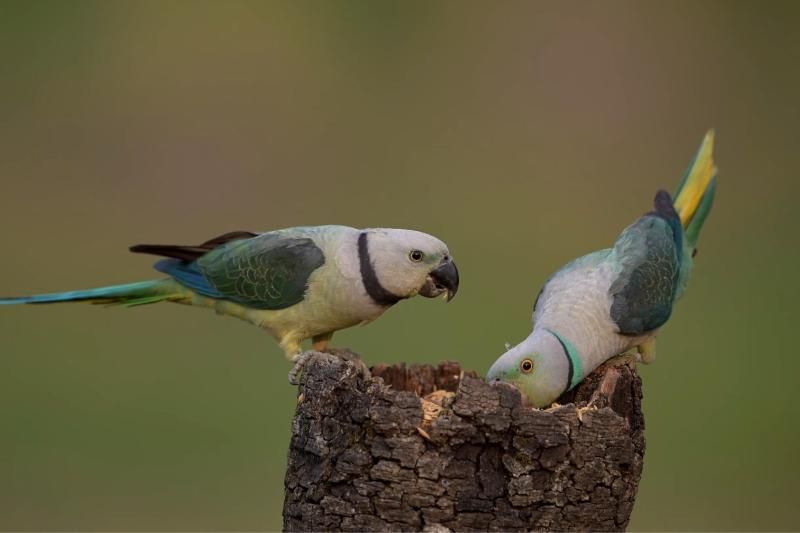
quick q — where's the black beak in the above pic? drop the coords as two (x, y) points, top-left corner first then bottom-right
(423, 258), (460, 302)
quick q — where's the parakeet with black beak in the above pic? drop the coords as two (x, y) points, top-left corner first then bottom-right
(0, 226), (459, 382)
(487, 131), (718, 407)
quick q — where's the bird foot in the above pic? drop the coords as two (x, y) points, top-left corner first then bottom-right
(288, 350), (325, 385)
(287, 349), (371, 385)
(576, 404), (598, 422)
(328, 348), (371, 381)
(608, 349), (640, 369)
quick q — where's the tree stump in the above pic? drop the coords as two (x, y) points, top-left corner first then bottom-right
(283, 350), (645, 532)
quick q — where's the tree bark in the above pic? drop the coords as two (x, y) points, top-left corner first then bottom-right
(283, 350), (645, 532)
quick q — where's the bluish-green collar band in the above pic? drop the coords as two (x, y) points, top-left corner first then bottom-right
(544, 328), (583, 392)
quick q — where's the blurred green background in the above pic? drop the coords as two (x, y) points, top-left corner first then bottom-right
(0, 0), (798, 530)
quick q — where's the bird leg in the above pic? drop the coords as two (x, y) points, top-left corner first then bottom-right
(311, 331), (334, 352)
(638, 336), (657, 364)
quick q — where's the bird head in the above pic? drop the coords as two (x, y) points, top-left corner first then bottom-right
(486, 330), (575, 408)
(364, 228), (459, 303)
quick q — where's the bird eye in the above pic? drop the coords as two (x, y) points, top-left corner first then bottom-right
(409, 250), (424, 262)
(520, 359), (534, 373)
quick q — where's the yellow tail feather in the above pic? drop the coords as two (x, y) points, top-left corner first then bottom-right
(674, 130), (717, 227)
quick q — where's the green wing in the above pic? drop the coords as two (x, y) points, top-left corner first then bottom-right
(197, 233), (325, 310)
(609, 215), (680, 335)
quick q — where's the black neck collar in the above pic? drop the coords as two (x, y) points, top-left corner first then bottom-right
(358, 232), (404, 307)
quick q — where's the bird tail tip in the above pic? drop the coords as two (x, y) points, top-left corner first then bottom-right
(0, 280), (176, 306)
(673, 129), (718, 229)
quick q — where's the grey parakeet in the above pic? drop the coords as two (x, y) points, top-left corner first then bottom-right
(0, 226), (459, 381)
(487, 131), (717, 407)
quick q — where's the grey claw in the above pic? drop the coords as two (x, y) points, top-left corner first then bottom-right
(288, 351), (315, 385)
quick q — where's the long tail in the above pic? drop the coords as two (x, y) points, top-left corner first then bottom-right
(0, 279), (182, 307)
(673, 130), (718, 247)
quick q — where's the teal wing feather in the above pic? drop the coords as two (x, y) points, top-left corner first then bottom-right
(196, 233), (326, 310)
(609, 213), (681, 335)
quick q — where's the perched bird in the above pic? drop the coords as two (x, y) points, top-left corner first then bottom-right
(0, 226), (459, 382)
(487, 131), (718, 407)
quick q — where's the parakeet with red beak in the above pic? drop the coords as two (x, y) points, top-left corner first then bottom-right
(487, 131), (718, 407)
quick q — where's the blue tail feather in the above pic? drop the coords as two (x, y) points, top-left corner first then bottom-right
(0, 280), (169, 305)
(154, 259), (221, 299)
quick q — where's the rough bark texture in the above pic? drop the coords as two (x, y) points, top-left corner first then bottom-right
(283, 350), (645, 532)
